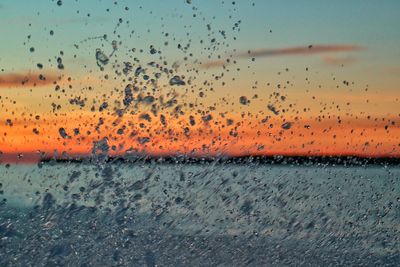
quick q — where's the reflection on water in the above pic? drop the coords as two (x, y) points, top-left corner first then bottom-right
(1, 162), (399, 266)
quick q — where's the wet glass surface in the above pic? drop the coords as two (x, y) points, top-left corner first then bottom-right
(1, 1), (399, 266)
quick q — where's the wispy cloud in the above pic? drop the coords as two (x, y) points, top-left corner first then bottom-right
(238, 45), (363, 57)
(202, 44), (364, 68)
(384, 66), (400, 75)
(0, 72), (61, 88)
(321, 56), (357, 66)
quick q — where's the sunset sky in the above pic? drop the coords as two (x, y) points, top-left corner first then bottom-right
(1, 0), (399, 162)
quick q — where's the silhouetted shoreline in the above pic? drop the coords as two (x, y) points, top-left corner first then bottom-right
(37, 155), (400, 166)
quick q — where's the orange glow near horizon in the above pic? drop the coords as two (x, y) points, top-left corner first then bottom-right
(1, 68), (400, 164)
(1, 110), (399, 163)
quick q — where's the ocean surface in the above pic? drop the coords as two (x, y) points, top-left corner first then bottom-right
(1, 162), (399, 266)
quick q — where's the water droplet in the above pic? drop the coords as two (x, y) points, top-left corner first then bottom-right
(95, 48), (109, 67)
(281, 122), (292, 130)
(268, 104), (279, 115)
(239, 96), (248, 105)
(169, 75), (185, 86)
(58, 127), (70, 139)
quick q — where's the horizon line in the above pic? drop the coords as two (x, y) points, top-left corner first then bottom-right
(1, 153), (400, 166)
